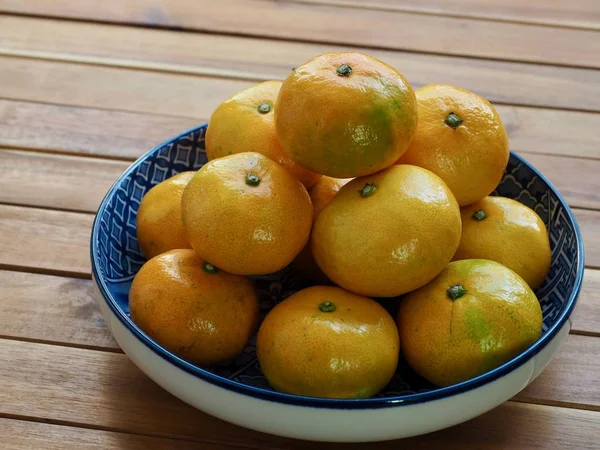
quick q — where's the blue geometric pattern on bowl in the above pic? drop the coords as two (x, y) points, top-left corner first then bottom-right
(94, 124), (582, 398)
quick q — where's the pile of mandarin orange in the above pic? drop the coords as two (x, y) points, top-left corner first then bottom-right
(130, 52), (550, 398)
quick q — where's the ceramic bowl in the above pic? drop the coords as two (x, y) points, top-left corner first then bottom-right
(91, 124), (584, 442)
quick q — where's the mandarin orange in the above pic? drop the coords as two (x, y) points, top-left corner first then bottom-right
(275, 52), (417, 178)
(181, 152), (313, 275)
(396, 85), (509, 206)
(130, 249), (259, 367)
(257, 285), (399, 398)
(397, 259), (542, 387)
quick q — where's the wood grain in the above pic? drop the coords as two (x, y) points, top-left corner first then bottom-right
(0, 56), (251, 119)
(498, 106), (600, 159)
(573, 209), (600, 269)
(2, 100), (599, 161)
(572, 270), (600, 336)
(1, 267), (597, 354)
(0, 418), (236, 450)
(1, 338), (599, 449)
(0, 99), (199, 159)
(0, 270), (117, 349)
(0, 205), (93, 277)
(2, 16), (600, 112)
(515, 334), (600, 410)
(1, 0), (600, 68)
(0, 150), (129, 213)
(1, 407), (599, 450)
(399, 402), (600, 450)
(288, 0), (600, 30)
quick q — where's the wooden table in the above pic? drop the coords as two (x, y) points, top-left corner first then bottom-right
(0, 1), (599, 448)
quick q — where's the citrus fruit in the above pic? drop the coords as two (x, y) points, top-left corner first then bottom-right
(395, 84), (509, 206)
(454, 196), (551, 289)
(257, 285), (399, 398)
(397, 259), (543, 387)
(206, 81), (321, 189)
(292, 176), (351, 284)
(312, 164), (461, 297)
(275, 52), (417, 178)
(309, 176), (352, 220)
(136, 171), (194, 259)
(129, 249), (259, 367)
(181, 152), (313, 275)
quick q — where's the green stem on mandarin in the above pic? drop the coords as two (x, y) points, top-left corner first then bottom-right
(245, 173), (261, 186)
(319, 301), (336, 312)
(445, 112), (463, 129)
(257, 103), (271, 114)
(472, 210), (488, 221)
(203, 263), (219, 274)
(336, 64), (352, 77)
(359, 183), (377, 197)
(447, 283), (467, 300)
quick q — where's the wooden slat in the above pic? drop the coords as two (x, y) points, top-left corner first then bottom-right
(288, 0), (600, 31)
(572, 270), (600, 336)
(401, 402), (600, 450)
(0, 205), (93, 277)
(0, 150), (129, 213)
(0, 99), (198, 159)
(0, 56), (251, 118)
(1, 0), (599, 69)
(515, 334), (600, 410)
(499, 106), (600, 160)
(0, 270), (117, 350)
(2, 148), (599, 216)
(0, 418), (236, 450)
(2, 16), (600, 112)
(1, 339), (599, 449)
(573, 209), (600, 269)
(2, 100), (599, 162)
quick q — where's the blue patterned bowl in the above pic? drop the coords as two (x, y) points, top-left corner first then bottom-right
(91, 124), (584, 442)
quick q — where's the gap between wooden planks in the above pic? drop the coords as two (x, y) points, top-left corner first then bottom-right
(1, 0), (600, 69)
(0, 338), (599, 449)
(277, 0), (600, 31)
(1, 15), (600, 113)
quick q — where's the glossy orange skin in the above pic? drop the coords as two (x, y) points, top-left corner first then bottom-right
(312, 164), (461, 297)
(275, 52), (417, 178)
(292, 177), (351, 284)
(181, 152), (313, 275)
(129, 249), (259, 367)
(454, 196), (551, 289)
(136, 171), (194, 259)
(396, 85), (509, 206)
(257, 286), (400, 398)
(206, 81), (321, 189)
(397, 259), (542, 387)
